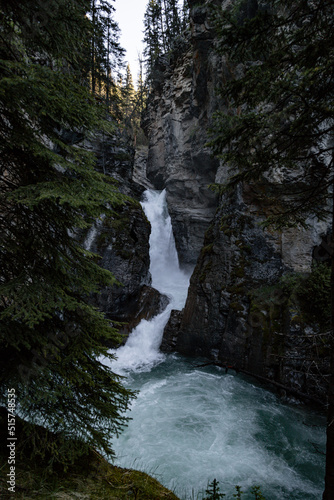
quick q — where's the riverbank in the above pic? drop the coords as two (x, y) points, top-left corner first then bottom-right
(0, 408), (179, 500)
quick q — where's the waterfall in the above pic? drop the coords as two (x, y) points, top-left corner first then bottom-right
(105, 189), (191, 375)
(83, 225), (98, 251)
(141, 189), (188, 307)
(104, 189), (325, 500)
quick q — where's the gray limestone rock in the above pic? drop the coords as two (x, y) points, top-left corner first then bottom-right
(143, 0), (331, 403)
(143, 6), (220, 265)
(164, 194), (330, 402)
(149, 3), (331, 402)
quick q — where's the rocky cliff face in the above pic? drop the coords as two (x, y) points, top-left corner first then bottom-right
(166, 191), (330, 403)
(80, 131), (167, 342)
(145, 1), (331, 403)
(143, 2), (221, 265)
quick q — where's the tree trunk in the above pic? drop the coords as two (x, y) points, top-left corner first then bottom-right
(106, 19), (110, 109)
(91, 0), (96, 95)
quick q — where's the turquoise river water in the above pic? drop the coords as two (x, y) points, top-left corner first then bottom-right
(103, 190), (326, 500)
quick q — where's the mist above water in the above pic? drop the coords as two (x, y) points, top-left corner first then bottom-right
(106, 189), (325, 499)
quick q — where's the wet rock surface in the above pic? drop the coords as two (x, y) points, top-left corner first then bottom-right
(79, 1), (331, 404)
(80, 132), (167, 341)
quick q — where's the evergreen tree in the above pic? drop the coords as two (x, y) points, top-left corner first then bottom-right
(133, 57), (149, 146)
(105, 12), (123, 109)
(208, 1), (334, 498)
(137, 55), (148, 114)
(0, 0), (134, 464)
(90, 0), (124, 99)
(204, 479), (226, 499)
(117, 61), (148, 146)
(181, 0), (190, 32)
(164, 0), (182, 49)
(123, 63), (136, 119)
(143, 0), (185, 80)
(143, 0), (164, 78)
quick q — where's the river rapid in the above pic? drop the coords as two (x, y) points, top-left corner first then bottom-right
(103, 190), (326, 500)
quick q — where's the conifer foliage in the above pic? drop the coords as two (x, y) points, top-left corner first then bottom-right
(0, 0), (134, 463)
(209, 0), (334, 228)
(119, 62), (148, 146)
(208, 1), (334, 498)
(122, 63), (136, 121)
(143, 0), (189, 79)
(90, 0), (124, 101)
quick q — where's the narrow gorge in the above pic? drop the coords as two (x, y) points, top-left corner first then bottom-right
(2, 0), (332, 498)
(81, 1), (331, 497)
(102, 187), (325, 499)
(91, 0), (331, 407)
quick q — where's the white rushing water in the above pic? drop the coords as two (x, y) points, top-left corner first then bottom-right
(105, 189), (326, 499)
(106, 189), (191, 375)
(83, 214), (105, 251)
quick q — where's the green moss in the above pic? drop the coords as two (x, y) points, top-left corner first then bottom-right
(201, 243), (214, 255)
(230, 301), (244, 312)
(112, 151), (133, 162)
(220, 213), (254, 238)
(247, 283), (287, 354)
(204, 223), (215, 241)
(275, 263), (331, 329)
(96, 231), (110, 248)
(234, 266), (245, 279)
(117, 249), (133, 259)
(247, 263), (331, 360)
(231, 251), (248, 282)
(96, 199), (146, 258)
(104, 213), (130, 232)
(227, 284), (245, 295)
(220, 214), (233, 234)
(189, 124), (201, 140)
(197, 242), (215, 282)
(295, 263), (331, 328)
(241, 243), (252, 254)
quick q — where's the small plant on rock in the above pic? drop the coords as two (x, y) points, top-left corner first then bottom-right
(233, 485), (243, 499)
(250, 485), (266, 500)
(203, 479), (226, 499)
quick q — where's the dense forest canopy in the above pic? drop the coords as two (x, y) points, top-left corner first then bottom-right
(143, 0), (189, 80)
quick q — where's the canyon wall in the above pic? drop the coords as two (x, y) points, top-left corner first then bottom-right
(142, 1), (220, 264)
(145, 0), (331, 404)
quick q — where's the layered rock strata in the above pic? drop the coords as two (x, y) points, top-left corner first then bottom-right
(167, 191), (330, 403)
